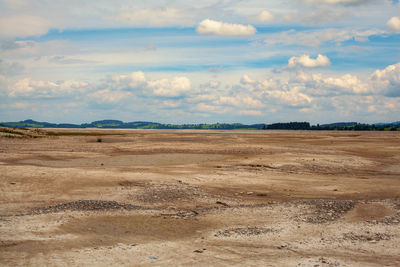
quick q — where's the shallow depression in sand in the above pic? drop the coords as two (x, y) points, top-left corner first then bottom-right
(18, 153), (228, 167)
(57, 214), (211, 244)
(344, 202), (397, 222)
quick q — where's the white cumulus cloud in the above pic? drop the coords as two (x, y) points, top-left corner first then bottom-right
(109, 71), (146, 90)
(216, 95), (264, 108)
(148, 77), (191, 97)
(196, 19), (256, 37)
(370, 62), (400, 97)
(288, 54), (331, 68)
(387, 16), (400, 32)
(8, 78), (89, 98)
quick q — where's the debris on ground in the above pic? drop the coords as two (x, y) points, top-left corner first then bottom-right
(135, 183), (210, 203)
(299, 200), (355, 223)
(215, 226), (275, 237)
(28, 200), (144, 215)
(343, 232), (392, 242)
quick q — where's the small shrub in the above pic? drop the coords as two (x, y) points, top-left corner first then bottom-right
(97, 138), (102, 142)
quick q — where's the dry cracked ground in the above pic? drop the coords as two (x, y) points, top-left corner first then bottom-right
(1, 128), (400, 266)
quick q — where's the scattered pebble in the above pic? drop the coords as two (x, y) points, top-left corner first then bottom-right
(27, 200), (144, 215)
(215, 226), (275, 237)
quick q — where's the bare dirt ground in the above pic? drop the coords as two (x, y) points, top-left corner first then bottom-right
(1, 128), (400, 266)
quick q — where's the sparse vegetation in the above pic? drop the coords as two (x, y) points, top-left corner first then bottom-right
(45, 131), (124, 136)
(0, 128), (24, 135)
(97, 138), (102, 142)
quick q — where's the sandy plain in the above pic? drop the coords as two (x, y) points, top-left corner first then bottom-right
(0, 128), (400, 266)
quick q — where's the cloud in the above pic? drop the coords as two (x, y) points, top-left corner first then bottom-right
(387, 16), (400, 32)
(10, 102), (30, 109)
(0, 15), (49, 38)
(370, 62), (400, 97)
(292, 63), (400, 97)
(47, 56), (96, 65)
(240, 74), (256, 85)
(107, 72), (147, 91)
(101, 72), (192, 98)
(147, 76), (191, 97)
(195, 103), (219, 112)
(266, 88), (313, 107)
(0, 40), (35, 50)
(196, 19), (256, 37)
(3, 63), (399, 123)
(321, 74), (368, 94)
(162, 100), (181, 108)
(301, 0), (374, 5)
(8, 78), (90, 98)
(0, 74), (8, 93)
(239, 110), (262, 116)
(292, 71), (370, 96)
(215, 95), (264, 108)
(144, 44), (157, 51)
(254, 10), (275, 23)
(240, 74), (278, 92)
(0, 60), (25, 76)
(200, 80), (221, 89)
(264, 28), (383, 47)
(88, 89), (131, 104)
(301, 8), (348, 24)
(288, 54), (331, 68)
(118, 8), (193, 27)
(5, 71), (193, 101)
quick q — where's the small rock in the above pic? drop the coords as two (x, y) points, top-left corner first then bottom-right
(149, 256), (158, 260)
(193, 249), (204, 253)
(216, 201), (229, 207)
(247, 192), (253, 195)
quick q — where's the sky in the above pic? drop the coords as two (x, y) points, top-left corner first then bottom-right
(0, 0), (399, 124)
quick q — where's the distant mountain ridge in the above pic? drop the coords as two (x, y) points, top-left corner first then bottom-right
(0, 119), (266, 130)
(0, 119), (399, 130)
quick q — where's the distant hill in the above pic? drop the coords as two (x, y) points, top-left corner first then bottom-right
(266, 122), (310, 130)
(373, 121), (400, 126)
(320, 122), (358, 127)
(0, 119), (266, 130)
(0, 119), (398, 131)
